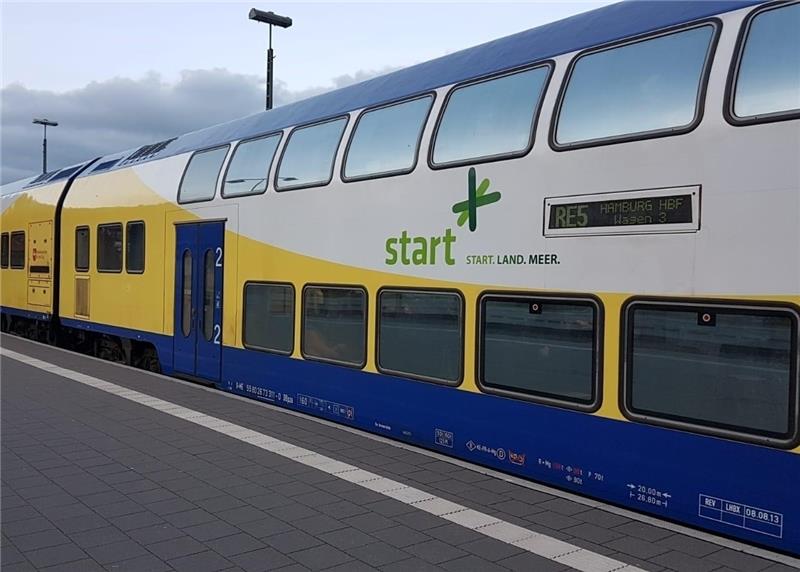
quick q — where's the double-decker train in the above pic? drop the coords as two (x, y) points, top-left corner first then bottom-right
(2, 0), (798, 554)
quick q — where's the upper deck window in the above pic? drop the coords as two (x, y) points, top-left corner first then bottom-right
(344, 95), (433, 180)
(432, 66), (550, 167)
(178, 146), (229, 203)
(555, 24), (716, 147)
(222, 134), (282, 197)
(276, 117), (348, 191)
(731, 2), (800, 121)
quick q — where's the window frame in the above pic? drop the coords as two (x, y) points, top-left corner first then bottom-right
(428, 62), (554, 170)
(620, 297), (800, 448)
(125, 220), (145, 274)
(221, 131), (283, 198)
(549, 19), (721, 152)
(274, 115), (350, 192)
(10, 231), (25, 269)
(723, 1), (800, 127)
(341, 93), (437, 183)
(75, 226), (90, 272)
(242, 281), (296, 356)
(96, 222), (123, 273)
(375, 286), (465, 386)
(1, 232), (8, 268)
(300, 283), (368, 369)
(177, 144), (231, 205)
(476, 291), (604, 412)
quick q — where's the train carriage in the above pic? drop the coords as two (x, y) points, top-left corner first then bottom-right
(2, 0), (798, 555)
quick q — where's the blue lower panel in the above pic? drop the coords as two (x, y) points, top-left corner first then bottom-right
(59, 318), (175, 375)
(1, 305), (51, 322)
(222, 346), (799, 555)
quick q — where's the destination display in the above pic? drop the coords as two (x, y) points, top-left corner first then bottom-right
(544, 186), (700, 237)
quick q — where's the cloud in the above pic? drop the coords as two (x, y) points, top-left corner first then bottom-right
(1, 66), (397, 185)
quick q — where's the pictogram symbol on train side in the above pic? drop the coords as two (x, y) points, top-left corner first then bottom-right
(451, 167), (502, 232)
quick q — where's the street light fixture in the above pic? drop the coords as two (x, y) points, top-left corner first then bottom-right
(32, 118), (58, 174)
(249, 8), (293, 111)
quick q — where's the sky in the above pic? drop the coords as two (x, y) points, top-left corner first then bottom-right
(1, 1), (614, 184)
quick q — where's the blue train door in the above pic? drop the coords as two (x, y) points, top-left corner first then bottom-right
(173, 221), (225, 382)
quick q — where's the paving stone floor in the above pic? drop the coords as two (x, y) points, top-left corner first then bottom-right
(1, 334), (795, 572)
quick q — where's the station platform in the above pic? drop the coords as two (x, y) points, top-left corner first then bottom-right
(2, 333), (798, 572)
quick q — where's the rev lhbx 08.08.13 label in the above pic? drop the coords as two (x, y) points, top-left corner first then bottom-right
(544, 185), (701, 238)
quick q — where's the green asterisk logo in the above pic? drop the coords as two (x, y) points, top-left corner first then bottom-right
(451, 167), (501, 232)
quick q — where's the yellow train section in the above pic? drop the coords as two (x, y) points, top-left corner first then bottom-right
(0, 181), (62, 323)
(54, 167), (800, 453)
(60, 169), (168, 332)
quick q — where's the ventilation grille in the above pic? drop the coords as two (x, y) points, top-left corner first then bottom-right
(91, 159), (120, 173)
(25, 171), (57, 187)
(120, 138), (176, 165)
(75, 277), (90, 318)
(49, 164), (83, 182)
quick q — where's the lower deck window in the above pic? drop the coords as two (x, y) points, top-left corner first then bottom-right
(378, 290), (463, 383)
(10, 231), (25, 269)
(624, 302), (798, 444)
(126, 221), (145, 273)
(244, 283), (294, 354)
(302, 286), (366, 367)
(1, 233), (8, 268)
(97, 223), (122, 272)
(479, 295), (599, 408)
(75, 227), (89, 271)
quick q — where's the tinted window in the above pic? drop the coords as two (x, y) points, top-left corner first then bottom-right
(181, 250), (192, 336)
(626, 304), (796, 440)
(557, 25), (714, 145)
(178, 146), (228, 203)
(480, 296), (597, 405)
(244, 283), (294, 354)
(433, 67), (549, 165)
(97, 223), (122, 272)
(345, 96), (433, 179)
(223, 134), (281, 197)
(126, 222), (145, 273)
(75, 227), (89, 271)
(302, 286), (366, 366)
(276, 118), (348, 190)
(10, 231), (25, 269)
(1, 233), (8, 268)
(734, 3), (800, 118)
(379, 290), (462, 382)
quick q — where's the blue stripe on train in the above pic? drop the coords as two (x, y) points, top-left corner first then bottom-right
(59, 317), (175, 375)
(1, 305), (52, 322)
(16, 313), (796, 554)
(222, 345), (798, 555)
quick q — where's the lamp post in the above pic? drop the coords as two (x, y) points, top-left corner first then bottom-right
(32, 118), (58, 174)
(249, 8), (293, 111)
